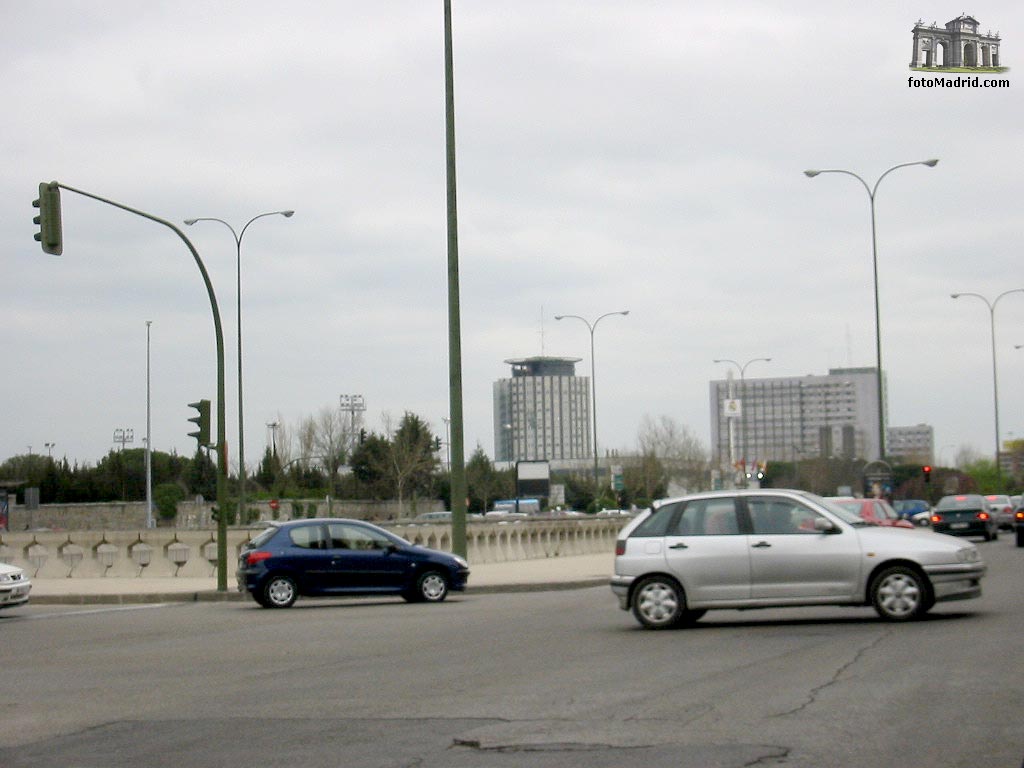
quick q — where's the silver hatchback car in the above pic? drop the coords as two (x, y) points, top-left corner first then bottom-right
(611, 489), (986, 629)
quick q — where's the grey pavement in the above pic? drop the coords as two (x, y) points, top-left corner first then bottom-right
(26, 552), (616, 604)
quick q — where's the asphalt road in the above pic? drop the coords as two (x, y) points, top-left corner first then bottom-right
(2, 537), (1022, 768)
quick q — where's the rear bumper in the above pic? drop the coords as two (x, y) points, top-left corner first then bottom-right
(610, 575), (634, 610)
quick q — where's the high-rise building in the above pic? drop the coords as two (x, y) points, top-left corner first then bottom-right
(886, 424), (934, 464)
(493, 356), (590, 462)
(709, 367), (884, 466)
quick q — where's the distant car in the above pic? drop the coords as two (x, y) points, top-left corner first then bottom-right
(611, 489), (986, 628)
(237, 518), (469, 608)
(894, 499), (931, 523)
(910, 508), (934, 527)
(931, 495), (999, 541)
(0, 562), (31, 609)
(984, 494), (1015, 530)
(826, 497), (915, 529)
(411, 511), (453, 524)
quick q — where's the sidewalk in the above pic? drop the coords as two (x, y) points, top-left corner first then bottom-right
(27, 553), (616, 604)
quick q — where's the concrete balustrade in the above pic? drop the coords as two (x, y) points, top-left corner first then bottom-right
(0, 518), (627, 582)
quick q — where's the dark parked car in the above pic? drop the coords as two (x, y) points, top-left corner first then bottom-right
(237, 518), (470, 608)
(931, 495), (999, 541)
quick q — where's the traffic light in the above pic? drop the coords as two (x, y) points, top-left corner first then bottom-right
(32, 181), (63, 255)
(923, 465), (932, 484)
(188, 399), (211, 446)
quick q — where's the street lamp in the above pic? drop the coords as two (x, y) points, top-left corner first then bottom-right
(554, 310), (629, 506)
(145, 320), (154, 529)
(713, 357), (771, 482)
(951, 289), (1024, 479)
(185, 210), (294, 524)
(805, 159), (938, 460)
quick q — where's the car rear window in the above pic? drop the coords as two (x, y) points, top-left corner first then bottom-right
(630, 503), (681, 537)
(936, 496), (986, 511)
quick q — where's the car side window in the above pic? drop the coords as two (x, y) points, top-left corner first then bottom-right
(289, 524), (328, 549)
(631, 503), (681, 537)
(327, 523), (392, 551)
(748, 498), (823, 535)
(670, 498), (740, 536)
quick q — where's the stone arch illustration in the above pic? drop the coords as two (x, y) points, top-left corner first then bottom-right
(911, 15), (1001, 69)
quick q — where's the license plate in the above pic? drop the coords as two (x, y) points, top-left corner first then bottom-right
(951, 522), (969, 529)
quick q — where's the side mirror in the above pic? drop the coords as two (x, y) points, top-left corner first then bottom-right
(814, 517), (838, 533)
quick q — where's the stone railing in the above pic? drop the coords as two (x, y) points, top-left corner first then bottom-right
(0, 517), (627, 581)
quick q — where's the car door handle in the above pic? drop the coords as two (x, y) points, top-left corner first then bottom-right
(751, 541), (772, 548)
(668, 543), (689, 549)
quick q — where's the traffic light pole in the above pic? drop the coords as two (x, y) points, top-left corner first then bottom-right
(44, 183), (231, 591)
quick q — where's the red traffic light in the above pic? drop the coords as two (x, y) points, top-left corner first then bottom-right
(922, 465), (932, 483)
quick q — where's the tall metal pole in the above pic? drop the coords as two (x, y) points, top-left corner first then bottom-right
(555, 311), (629, 507)
(951, 289), (1024, 480)
(185, 211), (293, 527)
(145, 320), (153, 529)
(444, 0), (468, 558)
(713, 357), (771, 483)
(805, 159), (938, 461)
(54, 182), (230, 589)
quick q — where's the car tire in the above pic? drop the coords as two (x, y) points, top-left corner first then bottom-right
(405, 571), (449, 603)
(259, 575), (297, 609)
(631, 576), (698, 629)
(870, 565), (931, 622)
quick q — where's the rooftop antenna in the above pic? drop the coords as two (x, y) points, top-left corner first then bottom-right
(540, 305), (546, 357)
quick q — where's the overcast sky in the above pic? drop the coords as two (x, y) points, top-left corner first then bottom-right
(3, 1), (1022, 472)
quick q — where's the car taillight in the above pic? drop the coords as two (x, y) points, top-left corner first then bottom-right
(976, 512), (990, 521)
(931, 514), (942, 523)
(615, 540), (626, 556)
(246, 551), (272, 566)
(1016, 511), (1024, 521)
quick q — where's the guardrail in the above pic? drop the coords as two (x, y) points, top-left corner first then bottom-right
(0, 517), (628, 581)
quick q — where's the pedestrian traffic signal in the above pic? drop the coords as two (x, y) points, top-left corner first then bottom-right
(33, 181), (63, 255)
(188, 399), (211, 446)
(923, 465), (932, 483)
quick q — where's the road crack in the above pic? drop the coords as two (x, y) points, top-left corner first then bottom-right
(771, 629), (892, 718)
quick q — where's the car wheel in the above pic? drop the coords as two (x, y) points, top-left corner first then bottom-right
(632, 576), (692, 629)
(260, 575), (297, 609)
(407, 571), (448, 603)
(871, 566), (931, 622)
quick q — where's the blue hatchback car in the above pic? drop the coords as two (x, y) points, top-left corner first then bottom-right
(237, 518), (470, 608)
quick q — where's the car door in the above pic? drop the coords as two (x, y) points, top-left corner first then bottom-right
(280, 523), (334, 594)
(324, 522), (408, 592)
(662, 497), (751, 604)
(744, 496), (862, 600)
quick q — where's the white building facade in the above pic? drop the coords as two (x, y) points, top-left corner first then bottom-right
(493, 357), (590, 463)
(709, 367), (884, 467)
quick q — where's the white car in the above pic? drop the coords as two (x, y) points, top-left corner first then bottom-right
(0, 562), (31, 609)
(611, 489), (986, 629)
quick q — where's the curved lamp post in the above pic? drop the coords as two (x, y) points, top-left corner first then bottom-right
(554, 310), (629, 505)
(185, 210), (294, 523)
(804, 159), (938, 460)
(951, 288), (1024, 479)
(713, 357), (771, 481)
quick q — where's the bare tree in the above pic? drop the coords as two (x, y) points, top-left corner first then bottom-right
(312, 405), (350, 484)
(635, 414), (710, 493)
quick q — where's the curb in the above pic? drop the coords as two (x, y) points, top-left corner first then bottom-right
(28, 577), (610, 606)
